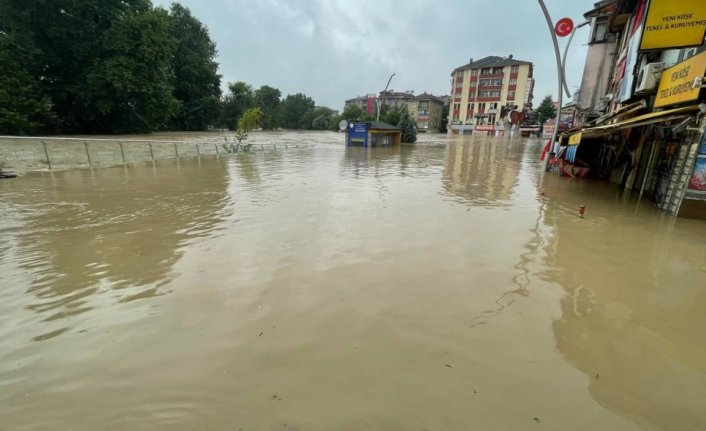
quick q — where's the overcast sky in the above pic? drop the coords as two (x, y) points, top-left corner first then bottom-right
(154, 0), (592, 110)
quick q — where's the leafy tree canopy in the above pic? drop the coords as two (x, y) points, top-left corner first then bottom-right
(398, 109), (417, 143)
(254, 85), (281, 130)
(531, 95), (556, 125)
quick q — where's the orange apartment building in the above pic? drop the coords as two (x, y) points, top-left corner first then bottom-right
(448, 55), (534, 135)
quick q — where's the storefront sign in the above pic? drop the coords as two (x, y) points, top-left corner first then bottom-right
(568, 132), (582, 145)
(474, 125), (495, 131)
(654, 51), (706, 108)
(640, 0), (706, 51)
(542, 122), (555, 140)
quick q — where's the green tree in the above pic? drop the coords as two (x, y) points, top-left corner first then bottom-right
(341, 104), (364, 122)
(279, 93), (315, 129)
(397, 109), (417, 143)
(220, 81), (255, 130)
(88, 7), (179, 132)
(304, 106), (336, 130)
(167, 3), (222, 131)
(254, 85), (281, 130)
(532, 95), (556, 125)
(235, 107), (262, 144)
(383, 106), (404, 127)
(440, 104), (449, 133)
(0, 7), (53, 134)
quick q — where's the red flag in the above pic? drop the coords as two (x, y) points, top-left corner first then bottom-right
(540, 139), (551, 161)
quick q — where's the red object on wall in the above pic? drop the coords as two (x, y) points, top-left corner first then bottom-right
(366, 96), (375, 114)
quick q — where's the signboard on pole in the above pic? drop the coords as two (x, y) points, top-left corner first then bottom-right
(640, 0), (706, 51)
(654, 50), (706, 108)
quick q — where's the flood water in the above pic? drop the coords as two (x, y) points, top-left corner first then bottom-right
(1, 131), (705, 430)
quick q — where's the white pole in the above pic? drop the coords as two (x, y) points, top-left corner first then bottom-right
(377, 73), (396, 122)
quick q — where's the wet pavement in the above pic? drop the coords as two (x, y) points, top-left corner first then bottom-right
(1, 131), (705, 430)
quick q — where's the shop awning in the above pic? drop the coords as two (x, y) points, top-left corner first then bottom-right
(591, 100), (647, 126)
(579, 105), (701, 138)
(559, 100), (647, 140)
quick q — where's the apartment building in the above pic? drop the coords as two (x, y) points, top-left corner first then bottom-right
(407, 93), (444, 132)
(448, 55), (534, 134)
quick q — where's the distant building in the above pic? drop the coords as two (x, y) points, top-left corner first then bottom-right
(378, 90), (415, 109)
(448, 55), (534, 135)
(407, 93), (444, 132)
(345, 95), (376, 115)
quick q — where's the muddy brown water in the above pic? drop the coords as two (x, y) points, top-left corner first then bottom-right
(1, 131), (705, 430)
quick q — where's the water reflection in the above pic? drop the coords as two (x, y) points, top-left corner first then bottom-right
(542, 176), (706, 430)
(0, 158), (230, 341)
(2, 132), (705, 430)
(442, 139), (524, 207)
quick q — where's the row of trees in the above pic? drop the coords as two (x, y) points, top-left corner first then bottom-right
(0, 0), (222, 135)
(218, 82), (339, 132)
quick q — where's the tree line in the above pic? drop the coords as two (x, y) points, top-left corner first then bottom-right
(0, 0), (224, 134)
(218, 82), (341, 132)
(0, 0), (343, 135)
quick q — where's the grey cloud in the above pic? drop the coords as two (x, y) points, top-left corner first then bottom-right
(154, 0), (591, 109)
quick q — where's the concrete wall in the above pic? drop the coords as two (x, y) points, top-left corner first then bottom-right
(577, 41), (618, 112)
(0, 138), (222, 174)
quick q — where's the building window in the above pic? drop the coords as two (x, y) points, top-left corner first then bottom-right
(511, 65), (519, 73)
(508, 91), (516, 99)
(592, 16), (609, 43)
(492, 67), (503, 74)
(478, 90), (501, 98)
(489, 102), (498, 110)
(469, 103), (474, 111)
(470, 80), (476, 87)
(478, 102), (486, 111)
(509, 79), (517, 86)
(488, 114), (496, 125)
(479, 78), (503, 86)
(471, 69), (479, 76)
(481, 68), (491, 75)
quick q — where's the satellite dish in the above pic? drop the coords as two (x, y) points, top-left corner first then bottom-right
(338, 119), (348, 131)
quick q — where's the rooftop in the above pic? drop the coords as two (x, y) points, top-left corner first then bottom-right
(365, 121), (400, 130)
(452, 55), (533, 74)
(413, 93), (445, 104)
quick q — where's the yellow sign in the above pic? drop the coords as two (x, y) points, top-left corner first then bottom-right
(640, 0), (706, 51)
(654, 51), (706, 108)
(568, 132), (582, 145)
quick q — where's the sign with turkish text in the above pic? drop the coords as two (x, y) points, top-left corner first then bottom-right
(568, 132), (582, 146)
(654, 50), (706, 108)
(474, 125), (495, 131)
(640, 0), (706, 51)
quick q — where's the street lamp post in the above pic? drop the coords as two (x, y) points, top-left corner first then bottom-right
(377, 73), (396, 122)
(536, 1), (590, 182)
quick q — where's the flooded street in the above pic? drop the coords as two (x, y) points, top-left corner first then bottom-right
(1, 131), (705, 430)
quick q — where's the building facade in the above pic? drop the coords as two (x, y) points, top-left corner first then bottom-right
(448, 55), (534, 135)
(407, 93), (444, 132)
(557, 0), (706, 219)
(344, 95), (376, 115)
